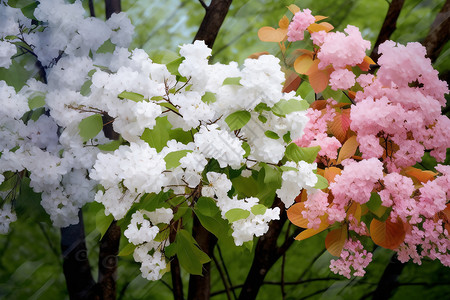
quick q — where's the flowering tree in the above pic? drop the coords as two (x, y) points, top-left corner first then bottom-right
(0, 1), (448, 299)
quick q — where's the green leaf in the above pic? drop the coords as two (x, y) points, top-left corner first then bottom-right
(225, 110), (251, 131)
(366, 192), (388, 219)
(97, 139), (123, 151)
(297, 81), (315, 104)
(194, 210), (231, 241)
(176, 229), (210, 275)
(243, 240), (254, 251)
(251, 204), (267, 215)
(96, 210), (114, 240)
(314, 175), (329, 190)
(28, 94), (45, 109)
(0, 172), (19, 192)
(225, 208), (250, 223)
(283, 132), (292, 143)
(173, 202), (190, 221)
(272, 99), (309, 116)
(258, 115), (268, 123)
(195, 197), (219, 217)
(141, 116), (171, 152)
(118, 91), (145, 102)
(30, 107), (45, 122)
(280, 165), (299, 172)
(254, 103), (270, 112)
(231, 176), (258, 198)
(80, 80), (92, 96)
(21, 2), (38, 20)
(78, 114), (103, 142)
(222, 77), (242, 85)
(164, 243), (177, 257)
(202, 92), (216, 104)
(242, 142), (251, 158)
(262, 163), (282, 187)
(265, 130), (280, 139)
(285, 143), (320, 163)
(166, 57), (185, 75)
(118, 243), (137, 257)
(138, 192), (169, 212)
(97, 39), (116, 54)
(164, 150), (192, 169)
(14, 177), (50, 224)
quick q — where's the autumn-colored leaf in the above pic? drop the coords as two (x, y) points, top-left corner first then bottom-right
(247, 51), (270, 59)
(404, 167), (436, 184)
(329, 109), (351, 143)
(347, 201), (361, 222)
(294, 49), (315, 56)
(279, 15), (290, 29)
(337, 135), (359, 164)
(325, 226), (348, 256)
(294, 54), (314, 75)
(287, 4), (300, 14)
(294, 189), (307, 203)
(438, 203), (450, 233)
(314, 15), (328, 22)
(306, 61), (331, 93)
(308, 22), (334, 33)
(323, 166), (341, 183)
(310, 99), (327, 110)
(348, 90), (356, 99)
(370, 218), (405, 250)
(295, 218), (329, 240)
(287, 202), (309, 228)
(258, 26), (288, 42)
(357, 56), (376, 72)
(282, 70), (302, 93)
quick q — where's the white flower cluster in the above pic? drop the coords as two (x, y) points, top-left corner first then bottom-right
(124, 209), (173, 281)
(203, 172), (280, 246)
(276, 161), (318, 207)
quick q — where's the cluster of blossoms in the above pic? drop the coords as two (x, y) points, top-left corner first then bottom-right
(0, 0), (323, 281)
(280, 5), (450, 278)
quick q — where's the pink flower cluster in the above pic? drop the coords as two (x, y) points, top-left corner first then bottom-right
(301, 190), (329, 229)
(329, 68), (356, 90)
(330, 239), (373, 278)
(317, 25), (371, 69)
(287, 9), (316, 42)
(350, 41), (449, 171)
(294, 102), (341, 159)
(328, 158), (383, 223)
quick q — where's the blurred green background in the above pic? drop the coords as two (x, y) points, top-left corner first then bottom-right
(1, 0), (449, 299)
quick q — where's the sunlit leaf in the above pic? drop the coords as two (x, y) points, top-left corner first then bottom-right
(279, 15), (290, 29)
(325, 226), (348, 256)
(287, 4), (300, 14)
(272, 98), (309, 116)
(223, 77), (242, 85)
(337, 135), (359, 164)
(314, 174), (329, 190)
(225, 208), (250, 223)
(118, 91), (145, 102)
(225, 110), (251, 131)
(287, 202), (309, 228)
(257, 26), (287, 42)
(294, 54), (314, 75)
(329, 109), (351, 143)
(323, 167), (341, 183)
(78, 114), (103, 142)
(308, 22), (334, 33)
(285, 143), (320, 163)
(370, 218), (405, 250)
(251, 204), (267, 215)
(404, 167), (436, 183)
(164, 150), (192, 169)
(314, 15), (328, 22)
(357, 56), (376, 72)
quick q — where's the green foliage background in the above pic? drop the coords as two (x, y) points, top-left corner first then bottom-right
(1, 0), (449, 299)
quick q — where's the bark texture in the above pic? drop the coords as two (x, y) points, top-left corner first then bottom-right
(423, 0), (450, 63)
(105, 0), (121, 19)
(372, 255), (406, 300)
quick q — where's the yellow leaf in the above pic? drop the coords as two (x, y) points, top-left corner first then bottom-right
(295, 220), (328, 240)
(258, 27), (288, 42)
(279, 15), (290, 29)
(357, 56), (376, 72)
(287, 4), (300, 15)
(325, 226), (348, 256)
(404, 167), (436, 184)
(324, 167), (341, 183)
(337, 135), (359, 164)
(314, 15), (328, 22)
(308, 22), (334, 33)
(370, 218), (405, 250)
(287, 202), (309, 228)
(247, 51), (270, 59)
(294, 54), (314, 75)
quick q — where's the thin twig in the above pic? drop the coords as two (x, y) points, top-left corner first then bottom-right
(198, 0), (208, 10)
(212, 253), (232, 300)
(217, 244), (237, 300)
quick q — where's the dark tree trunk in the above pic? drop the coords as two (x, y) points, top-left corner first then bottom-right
(372, 254), (406, 300)
(61, 210), (96, 300)
(370, 0), (405, 62)
(423, 0), (450, 63)
(105, 0), (121, 19)
(187, 216), (218, 300)
(170, 219), (184, 300)
(193, 0), (233, 48)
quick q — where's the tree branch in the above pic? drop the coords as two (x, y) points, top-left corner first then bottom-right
(105, 0), (121, 19)
(370, 0), (405, 62)
(371, 254), (406, 300)
(170, 219), (184, 300)
(422, 0), (450, 63)
(193, 0), (233, 48)
(61, 210), (96, 300)
(198, 0), (208, 10)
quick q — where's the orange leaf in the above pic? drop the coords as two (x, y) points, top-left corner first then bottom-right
(310, 99), (327, 110)
(337, 135), (359, 164)
(325, 226), (348, 256)
(440, 204), (450, 233)
(347, 201), (362, 222)
(294, 49), (315, 56)
(328, 109), (351, 143)
(348, 90), (356, 99)
(295, 216), (329, 240)
(294, 54), (314, 75)
(287, 202), (309, 228)
(258, 27), (288, 42)
(279, 15), (290, 29)
(357, 56), (376, 72)
(247, 51), (270, 59)
(287, 4), (300, 15)
(308, 22), (334, 33)
(282, 71), (302, 93)
(314, 15), (328, 22)
(404, 167), (436, 183)
(324, 166), (341, 183)
(370, 218), (405, 250)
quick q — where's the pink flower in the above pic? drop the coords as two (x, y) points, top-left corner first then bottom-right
(287, 9), (316, 42)
(330, 239), (373, 278)
(317, 25), (371, 69)
(310, 30), (327, 46)
(329, 68), (356, 90)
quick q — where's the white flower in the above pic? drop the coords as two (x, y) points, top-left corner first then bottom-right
(202, 172), (232, 199)
(124, 210), (160, 245)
